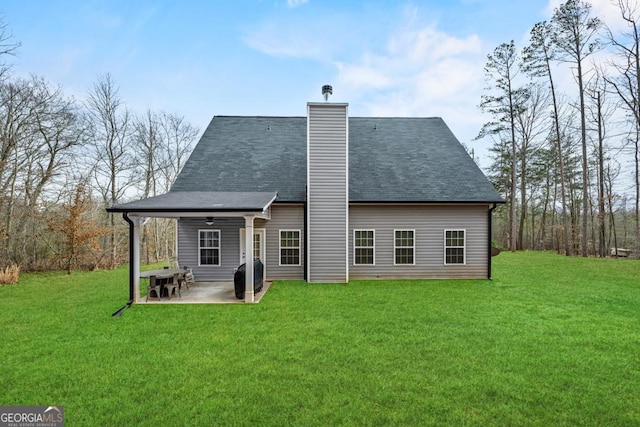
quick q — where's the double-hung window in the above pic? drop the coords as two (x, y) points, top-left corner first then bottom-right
(394, 230), (415, 265)
(354, 230), (375, 265)
(199, 230), (220, 266)
(280, 230), (301, 265)
(444, 229), (465, 264)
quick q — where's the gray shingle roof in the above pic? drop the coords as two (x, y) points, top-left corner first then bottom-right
(170, 115), (503, 204)
(108, 191), (277, 213)
(171, 117), (307, 201)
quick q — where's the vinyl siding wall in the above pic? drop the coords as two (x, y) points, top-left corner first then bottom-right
(307, 103), (349, 283)
(349, 204), (490, 279)
(177, 217), (245, 281)
(262, 205), (305, 280)
(176, 204), (305, 282)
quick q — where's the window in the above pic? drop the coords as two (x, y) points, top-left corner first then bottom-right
(354, 230), (375, 265)
(444, 229), (465, 265)
(280, 230), (301, 265)
(199, 230), (220, 266)
(394, 230), (415, 265)
(252, 232), (262, 261)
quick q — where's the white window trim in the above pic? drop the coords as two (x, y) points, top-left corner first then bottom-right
(353, 229), (375, 265)
(198, 229), (221, 267)
(279, 229), (301, 266)
(444, 229), (466, 265)
(394, 229), (416, 266)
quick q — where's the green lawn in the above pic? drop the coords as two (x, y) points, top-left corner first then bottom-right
(1, 252), (638, 426)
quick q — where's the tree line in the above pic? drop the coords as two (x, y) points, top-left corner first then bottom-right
(478, 0), (640, 257)
(4, 1), (636, 274)
(0, 18), (198, 273)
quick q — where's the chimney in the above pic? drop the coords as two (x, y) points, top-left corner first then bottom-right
(306, 92), (349, 283)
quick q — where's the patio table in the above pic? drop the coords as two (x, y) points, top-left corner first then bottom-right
(140, 269), (184, 279)
(140, 269), (184, 298)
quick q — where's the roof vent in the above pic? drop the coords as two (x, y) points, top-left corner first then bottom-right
(322, 85), (333, 101)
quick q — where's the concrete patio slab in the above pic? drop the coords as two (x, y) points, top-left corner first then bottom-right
(138, 281), (271, 304)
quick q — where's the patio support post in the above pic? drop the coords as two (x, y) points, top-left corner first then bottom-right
(244, 215), (255, 303)
(131, 216), (142, 302)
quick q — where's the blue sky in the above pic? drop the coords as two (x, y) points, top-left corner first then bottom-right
(0, 0), (620, 166)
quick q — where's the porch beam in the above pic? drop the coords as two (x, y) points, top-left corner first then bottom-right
(117, 210), (265, 219)
(244, 215), (255, 303)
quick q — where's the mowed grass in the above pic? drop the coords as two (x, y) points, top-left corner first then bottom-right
(0, 252), (638, 426)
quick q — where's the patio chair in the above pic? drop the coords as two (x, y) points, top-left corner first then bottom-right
(146, 276), (162, 301)
(180, 268), (194, 291)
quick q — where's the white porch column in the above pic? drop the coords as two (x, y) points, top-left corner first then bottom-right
(244, 215), (255, 303)
(132, 217), (143, 302)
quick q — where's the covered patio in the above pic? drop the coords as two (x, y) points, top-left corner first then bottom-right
(137, 280), (272, 304)
(107, 191), (277, 311)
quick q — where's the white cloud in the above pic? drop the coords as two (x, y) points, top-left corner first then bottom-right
(334, 21), (485, 121)
(244, 4), (490, 151)
(389, 25), (483, 63)
(325, 17), (490, 162)
(336, 62), (392, 89)
(243, 19), (339, 60)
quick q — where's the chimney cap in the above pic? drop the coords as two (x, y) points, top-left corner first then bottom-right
(322, 84), (333, 101)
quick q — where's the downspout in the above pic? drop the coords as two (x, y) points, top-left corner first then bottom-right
(487, 203), (497, 280)
(304, 186), (308, 282)
(112, 211), (135, 317)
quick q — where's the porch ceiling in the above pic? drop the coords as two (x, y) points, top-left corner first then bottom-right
(107, 191), (278, 217)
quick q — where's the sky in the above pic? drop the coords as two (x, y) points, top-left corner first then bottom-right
(0, 0), (626, 167)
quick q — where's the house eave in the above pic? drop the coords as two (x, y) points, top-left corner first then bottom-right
(108, 209), (269, 219)
(106, 191), (278, 218)
(349, 199), (506, 205)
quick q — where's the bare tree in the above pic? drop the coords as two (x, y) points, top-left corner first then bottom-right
(158, 112), (198, 191)
(132, 110), (198, 197)
(605, 160), (622, 254)
(0, 79), (36, 255)
(132, 109), (161, 199)
(85, 73), (132, 269)
(154, 112), (197, 262)
(550, 0), (602, 256)
(0, 76), (83, 266)
(513, 83), (551, 249)
(0, 15), (20, 82)
(585, 70), (616, 257)
(131, 110), (198, 263)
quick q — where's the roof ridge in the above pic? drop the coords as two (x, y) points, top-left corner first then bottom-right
(214, 115), (306, 119)
(211, 115), (443, 119)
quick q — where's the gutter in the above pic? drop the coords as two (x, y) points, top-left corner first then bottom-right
(487, 203), (497, 280)
(112, 212), (135, 317)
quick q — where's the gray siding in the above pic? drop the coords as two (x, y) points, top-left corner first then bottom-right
(349, 204), (490, 279)
(307, 103), (349, 283)
(176, 204), (305, 282)
(176, 204), (490, 281)
(262, 204), (305, 280)
(177, 217), (245, 281)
